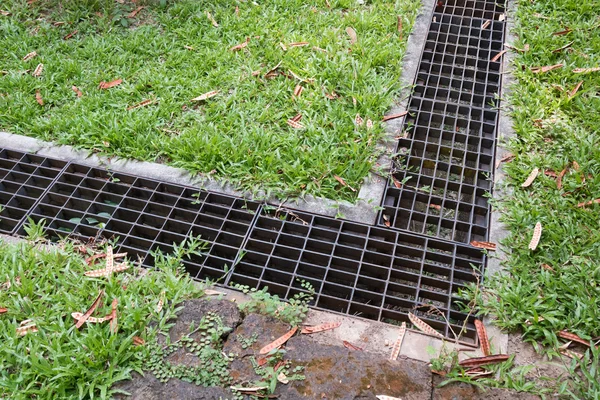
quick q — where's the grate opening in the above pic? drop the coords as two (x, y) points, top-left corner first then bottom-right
(434, 0), (506, 20)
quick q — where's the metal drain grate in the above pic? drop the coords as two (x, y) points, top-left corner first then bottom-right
(380, 5), (506, 243)
(0, 148), (485, 342)
(435, 0), (506, 20)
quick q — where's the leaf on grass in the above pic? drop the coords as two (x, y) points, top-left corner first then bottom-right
(474, 319), (491, 356)
(293, 85), (303, 98)
(470, 241), (496, 251)
(366, 119), (373, 130)
(109, 298), (118, 334)
(408, 312), (444, 338)
(191, 90), (219, 102)
(572, 67), (600, 74)
(530, 64), (563, 74)
(32, 63), (43, 77)
(577, 198), (600, 208)
(264, 61), (282, 79)
(465, 368), (494, 378)
(16, 323), (38, 336)
(290, 113), (302, 122)
(481, 20), (491, 30)
(521, 167), (539, 187)
(288, 42), (309, 48)
(206, 11), (219, 27)
(490, 49), (506, 62)
(98, 79), (123, 89)
(495, 152), (515, 169)
(342, 340), (363, 351)
(23, 51), (37, 61)
(286, 119), (305, 129)
(325, 91), (338, 100)
(0, 10), (11, 16)
(133, 336), (145, 346)
(0, 307), (7, 314)
(156, 290), (165, 313)
(355, 113), (364, 126)
(558, 331), (590, 347)
(71, 312), (112, 323)
(279, 42), (287, 51)
(389, 322), (406, 360)
(259, 326), (297, 354)
(63, 30), (77, 40)
(397, 16), (403, 37)
(541, 263), (554, 272)
(552, 27), (572, 36)
(334, 175), (356, 192)
(287, 69), (314, 83)
(528, 222), (542, 251)
(345, 27), (357, 44)
(559, 348), (583, 359)
(458, 354), (510, 368)
(301, 321), (341, 334)
(72, 85), (83, 97)
(75, 290), (104, 329)
(127, 99), (155, 110)
(230, 37), (250, 51)
(383, 111), (408, 121)
(128, 6), (144, 18)
(552, 41), (573, 53)
(35, 90), (43, 106)
(84, 262), (130, 277)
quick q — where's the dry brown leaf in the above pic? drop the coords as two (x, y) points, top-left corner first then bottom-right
(230, 37), (250, 51)
(429, 203), (441, 211)
(0, 307), (7, 314)
(490, 49), (507, 62)
(23, 51), (37, 61)
(325, 91), (338, 100)
(127, 99), (154, 110)
(558, 331), (590, 347)
(382, 214), (391, 227)
(75, 290), (104, 329)
(286, 119), (304, 129)
(32, 63), (43, 77)
(376, 396), (403, 400)
(301, 321), (341, 334)
(334, 175), (356, 192)
(98, 79), (123, 89)
(577, 198), (600, 208)
(293, 85), (303, 98)
(109, 298), (118, 334)
(133, 336), (145, 346)
(72, 85), (83, 97)
(63, 30), (77, 40)
(127, 6), (144, 18)
(35, 90), (43, 106)
(288, 42), (309, 48)
(230, 386), (268, 393)
(552, 41), (573, 53)
(204, 289), (227, 296)
(16, 323), (38, 336)
(277, 372), (289, 384)
(552, 27), (572, 36)
(392, 176), (402, 189)
(0, 10), (11, 16)
(559, 348), (584, 359)
(465, 368), (494, 379)
(84, 262), (130, 277)
(521, 167), (539, 187)
(259, 326), (297, 354)
(531, 64), (563, 74)
(544, 170), (558, 178)
(234, 6), (239, 16)
(528, 222), (542, 251)
(389, 322), (406, 361)
(495, 152), (515, 169)
(264, 61), (282, 79)
(355, 113), (364, 126)
(397, 16), (403, 38)
(156, 290), (165, 313)
(498, 13), (505, 21)
(382, 111), (408, 121)
(572, 67), (600, 74)
(541, 263), (555, 272)
(71, 312), (112, 323)
(408, 312), (443, 338)
(366, 119), (373, 130)
(279, 42), (288, 51)
(345, 27), (357, 44)
(191, 90), (219, 102)
(470, 241), (497, 251)
(287, 69), (314, 83)
(459, 354), (510, 368)
(291, 113), (302, 122)
(342, 340), (363, 351)
(474, 319), (491, 356)
(84, 252), (127, 266)
(206, 11), (219, 27)
(481, 20), (491, 30)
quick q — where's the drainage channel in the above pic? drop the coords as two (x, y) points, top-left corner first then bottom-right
(0, 147), (485, 342)
(379, 0), (506, 244)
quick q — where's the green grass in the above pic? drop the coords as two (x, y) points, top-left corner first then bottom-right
(469, 0), (600, 397)
(0, 235), (203, 399)
(0, 0), (420, 201)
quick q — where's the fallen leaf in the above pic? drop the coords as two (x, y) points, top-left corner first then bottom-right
(287, 69), (314, 83)
(22, 51), (37, 61)
(325, 91), (338, 100)
(286, 119), (305, 129)
(355, 113), (364, 126)
(72, 85), (83, 97)
(558, 331), (590, 347)
(75, 290), (104, 329)
(84, 262), (130, 277)
(230, 386), (268, 393)
(345, 27), (357, 44)
(301, 321), (341, 334)
(366, 119), (373, 130)
(528, 222), (542, 251)
(498, 13), (505, 21)
(127, 99), (155, 110)
(490, 49), (507, 62)
(382, 111), (408, 121)
(376, 396), (402, 400)
(264, 61), (282, 79)
(109, 298), (118, 333)
(577, 198), (600, 208)
(0, 308), (7, 314)
(156, 290), (165, 313)
(544, 170), (557, 178)
(312, 46), (327, 53)
(552, 27), (572, 36)
(495, 152), (515, 169)
(16, 323), (38, 336)
(128, 6), (144, 18)
(429, 203), (441, 211)
(230, 37), (250, 51)
(133, 336), (145, 346)
(470, 241), (496, 251)
(293, 85), (303, 98)
(521, 167), (539, 187)
(541, 263), (554, 272)
(465, 368), (494, 379)
(572, 67), (600, 74)
(0, 10), (11, 16)
(559, 348), (584, 359)
(397, 16), (403, 37)
(342, 340), (363, 351)
(204, 289), (227, 296)
(234, 6), (239, 16)
(392, 176), (402, 189)
(98, 79), (123, 89)
(531, 64), (563, 74)
(259, 326), (298, 354)
(32, 63), (43, 77)
(458, 354), (510, 368)
(334, 175), (356, 192)
(288, 42), (309, 48)
(71, 312), (112, 323)
(206, 11), (219, 27)
(474, 319), (491, 356)
(85, 252), (127, 265)
(277, 372), (289, 384)
(382, 214), (391, 227)
(35, 90), (43, 106)
(481, 20), (491, 30)
(63, 30), (77, 40)
(279, 42), (288, 51)
(389, 322), (406, 360)
(552, 41), (573, 53)
(408, 312), (444, 338)
(291, 113), (302, 122)
(191, 90), (220, 102)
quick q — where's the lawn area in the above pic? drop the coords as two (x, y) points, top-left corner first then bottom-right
(0, 0), (420, 202)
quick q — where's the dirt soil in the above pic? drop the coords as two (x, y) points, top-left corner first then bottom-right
(114, 298), (549, 399)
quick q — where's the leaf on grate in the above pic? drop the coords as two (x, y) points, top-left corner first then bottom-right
(429, 203), (441, 211)
(552, 41), (573, 53)
(98, 78), (122, 89)
(191, 90), (219, 102)
(474, 319), (491, 356)
(35, 90), (43, 106)
(230, 37), (250, 51)
(558, 331), (590, 347)
(301, 321), (341, 334)
(528, 222), (542, 251)
(32, 63), (43, 77)
(133, 336), (145, 346)
(75, 290), (104, 329)
(521, 167), (539, 187)
(293, 85), (303, 98)
(128, 6), (144, 18)
(572, 67), (600, 74)
(530, 64), (563, 74)
(459, 354), (510, 368)
(383, 111), (408, 121)
(109, 298), (118, 333)
(481, 20), (491, 30)
(127, 99), (155, 110)
(391, 176), (402, 189)
(259, 326), (297, 354)
(382, 214), (391, 227)
(389, 322), (406, 360)
(71, 312), (112, 323)
(288, 42), (309, 48)
(577, 198), (600, 208)
(16, 323), (38, 336)
(470, 241), (496, 251)
(408, 312), (443, 338)
(23, 51), (37, 61)
(72, 85), (83, 97)
(334, 175), (356, 192)
(490, 49), (506, 62)
(156, 290), (165, 313)
(63, 30), (77, 40)
(342, 340), (363, 351)
(206, 11), (219, 27)
(346, 27), (357, 44)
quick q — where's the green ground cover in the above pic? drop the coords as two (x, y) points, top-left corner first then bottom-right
(0, 0), (420, 201)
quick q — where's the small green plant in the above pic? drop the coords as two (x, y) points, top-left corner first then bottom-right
(249, 349), (305, 395)
(238, 333), (258, 349)
(558, 344), (600, 399)
(23, 217), (47, 242)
